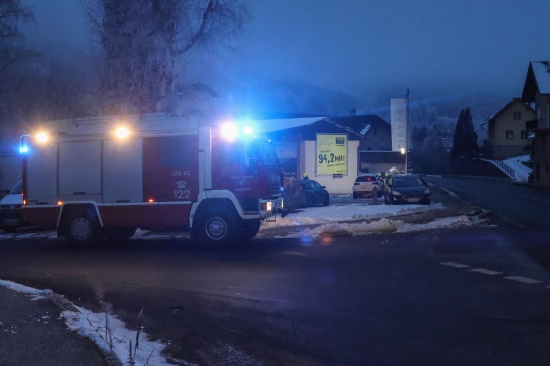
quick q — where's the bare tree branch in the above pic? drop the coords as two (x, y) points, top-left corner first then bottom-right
(81, 0), (249, 114)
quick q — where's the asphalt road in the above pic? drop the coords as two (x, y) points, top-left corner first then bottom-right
(2, 223), (550, 365)
(424, 176), (550, 230)
(425, 176), (550, 271)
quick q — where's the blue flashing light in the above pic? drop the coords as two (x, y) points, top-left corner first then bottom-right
(19, 135), (30, 155)
(220, 122), (239, 140)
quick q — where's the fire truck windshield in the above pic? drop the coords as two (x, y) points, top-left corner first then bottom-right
(250, 140), (279, 167)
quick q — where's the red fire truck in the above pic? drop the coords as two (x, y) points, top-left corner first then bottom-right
(20, 114), (285, 246)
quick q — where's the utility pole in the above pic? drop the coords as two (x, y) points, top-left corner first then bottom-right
(405, 89), (409, 174)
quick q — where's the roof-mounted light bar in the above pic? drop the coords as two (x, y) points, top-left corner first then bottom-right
(219, 121), (255, 140)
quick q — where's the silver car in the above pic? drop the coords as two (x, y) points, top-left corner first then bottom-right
(352, 174), (383, 199)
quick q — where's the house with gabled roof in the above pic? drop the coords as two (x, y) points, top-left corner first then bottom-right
(481, 98), (535, 160)
(255, 113), (395, 194)
(330, 114), (401, 173)
(331, 114), (392, 151)
(522, 61), (550, 185)
(256, 116), (363, 194)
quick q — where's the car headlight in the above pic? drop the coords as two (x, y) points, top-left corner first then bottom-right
(392, 191), (402, 196)
(423, 189), (430, 195)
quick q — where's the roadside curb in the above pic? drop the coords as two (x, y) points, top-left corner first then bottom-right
(47, 293), (123, 366)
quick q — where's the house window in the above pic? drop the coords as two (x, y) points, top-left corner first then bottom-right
(513, 111), (521, 120)
(505, 130), (514, 139)
(521, 130), (528, 139)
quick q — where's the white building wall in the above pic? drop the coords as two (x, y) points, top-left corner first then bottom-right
(302, 140), (359, 194)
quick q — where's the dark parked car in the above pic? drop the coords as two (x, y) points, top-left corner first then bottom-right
(298, 179), (329, 207)
(384, 174), (431, 205)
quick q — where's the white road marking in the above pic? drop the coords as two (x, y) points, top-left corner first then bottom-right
(504, 276), (542, 284)
(440, 262), (470, 268)
(439, 188), (460, 199)
(470, 268), (502, 275)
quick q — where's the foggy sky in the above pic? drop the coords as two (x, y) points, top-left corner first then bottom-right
(21, 0), (550, 117)
(210, 0), (550, 98)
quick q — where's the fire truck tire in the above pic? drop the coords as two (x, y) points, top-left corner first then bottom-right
(241, 219), (261, 242)
(193, 208), (239, 247)
(64, 213), (103, 245)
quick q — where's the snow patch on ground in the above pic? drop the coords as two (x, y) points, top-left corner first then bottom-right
(61, 307), (182, 366)
(0, 279), (53, 300)
(261, 202), (444, 228)
(504, 154), (532, 182)
(0, 279), (186, 366)
(257, 201), (486, 240)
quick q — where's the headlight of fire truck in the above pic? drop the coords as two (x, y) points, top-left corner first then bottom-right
(260, 201), (273, 211)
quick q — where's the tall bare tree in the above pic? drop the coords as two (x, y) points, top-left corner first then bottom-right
(0, 0), (37, 129)
(83, 0), (249, 114)
(0, 0), (34, 71)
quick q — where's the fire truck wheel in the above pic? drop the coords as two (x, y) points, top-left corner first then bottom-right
(64, 214), (103, 245)
(241, 219), (261, 242)
(193, 208), (239, 246)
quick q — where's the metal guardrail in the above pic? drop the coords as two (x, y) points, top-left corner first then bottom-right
(482, 159), (516, 180)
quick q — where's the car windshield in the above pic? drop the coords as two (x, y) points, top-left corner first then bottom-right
(250, 140), (280, 167)
(310, 181), (321, 189)
(392, 176), (424, 187)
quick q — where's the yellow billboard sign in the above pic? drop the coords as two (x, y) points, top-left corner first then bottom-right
(316, 134), (348, 175)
